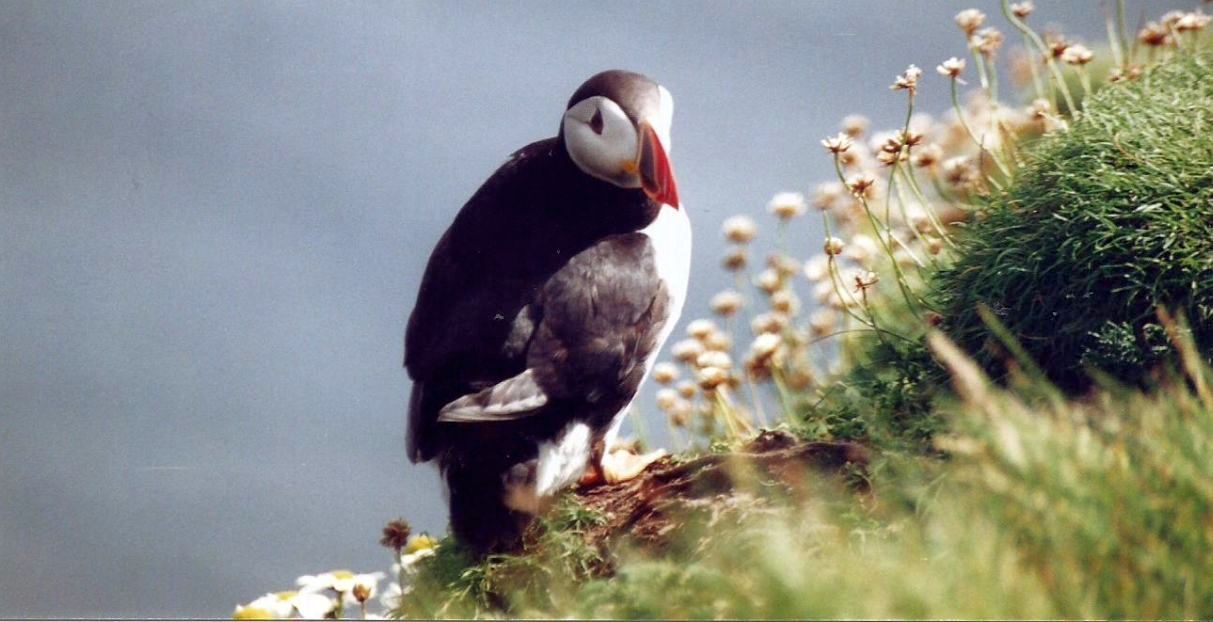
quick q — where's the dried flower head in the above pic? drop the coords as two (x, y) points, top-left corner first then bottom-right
(768, 191), (807, 220)
(1010, 1), (1034, 19)
(755, 269), (782, 295)
(710, 290), (744, 317)
(942, 156), (977, 187)
(803, 254), (830, 282)
(841, 114), (870, 138)
(1161, 10), (1187, 28)
(686, 318), (718, 341)
(722, 246), (748, 272)
(652, 361), (680, 385)
(853, 270), (880, 292)
(913, 143), (944, 168)
(750, 312), (788, 335)
(955, 9), (987, 35)
(823, 236), (845, 256)
(1177, 11), (1211, 32)
(380, 519), (412, 553)
(676, 379), (698, 399)
(1060, 43), (1093, 65)
(890, 64), (923, 94)
(749, 332), (783, 360)
(845, 233), (881, 265)
(846, 173), (877, 199)
(808, 309), (836, 337)
(721, 215), (758, 243)
(876, 148), (905, 167)
(973, 27), (1004, 57)
(821, 132), (854, 155)
(770, 289), (800, 315)
(1108, 64), (1143, 83)
(1046, 33), (1070, 59)
(704, 330), (733, 352)
(696, 350), (732, 371)
(656, 387), (680, 411)
(812, 181), (846, 212)
(668, 400), (691, 428)
(671, 338), (705, 364)
(936, 57), (966, 81)
(1137, 22), (1171, 47)
(696, 365), (730, 390)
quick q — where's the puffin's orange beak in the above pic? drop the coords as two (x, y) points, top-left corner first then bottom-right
(638, 122), (679, 208)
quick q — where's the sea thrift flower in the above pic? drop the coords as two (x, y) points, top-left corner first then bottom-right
(823, 236), (845, 256)
(1010, 1), (1034, 18)
(1176, 11), (1210, 32)
(812, 181), (846, 211)
(803, 254), (830, 282)
(821, 132), (853, 154)
(1060, 44), (1093, 65)
(750, 312), (788, 335)
(845, 234), (880, 265)
(671, 338), (705, 364)
(380, 519), (412, 553)
(652, 362), (680, 384)
(722, 247), (748, 271)
(656, 388), (681, 411)
(721, 215), (758, 243)
(936, 56), (966, 79)
(913, 144), (943, 168)
(955, 9), (986, 35)
(841, 114), (870, 137)
(846, 173), (876, 199)
(676, 380), (698, 399)
(768, 191), (807, 220)
(749, 332), (783, 362)
(704, 330), (733, 353)
(890, 64), (923, 94)
(696, 366), (730, 390)
(686, 318), (718, 340)
(1138, 22), (1171, 47)
(770, 289), (800, 315)
(755, 268), (782, 294)
(809, 309), (837, 337)
(709, 290), (744, 317)
(696, 350), (732, 370)
(973, 27), (1004, 57)
(942, 157), (977, 187)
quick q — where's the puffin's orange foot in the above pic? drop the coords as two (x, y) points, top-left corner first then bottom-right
(600, 446), (667, 484)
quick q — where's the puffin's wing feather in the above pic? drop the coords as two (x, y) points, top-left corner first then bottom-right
(437, 369), (549, 423)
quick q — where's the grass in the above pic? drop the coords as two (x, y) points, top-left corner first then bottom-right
(933, 50), (1213, 391)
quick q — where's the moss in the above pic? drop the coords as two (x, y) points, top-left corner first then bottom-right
(933, 52), (1213, 390)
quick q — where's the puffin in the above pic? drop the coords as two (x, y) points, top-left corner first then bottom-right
(404, 70), (691, 554)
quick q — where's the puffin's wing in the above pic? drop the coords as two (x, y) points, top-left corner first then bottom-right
(437, 369), (549, 423)
(524, 231), (671, 406)
(405, 139), (556, 462)
(430, 231), (670, 430)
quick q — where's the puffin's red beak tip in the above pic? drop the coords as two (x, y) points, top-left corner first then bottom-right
(638, 123), (679, 208)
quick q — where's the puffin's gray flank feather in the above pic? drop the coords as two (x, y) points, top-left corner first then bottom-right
(437, 369), (549, 422)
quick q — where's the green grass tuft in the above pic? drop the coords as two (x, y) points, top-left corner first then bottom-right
(934, 51), (1213, 390)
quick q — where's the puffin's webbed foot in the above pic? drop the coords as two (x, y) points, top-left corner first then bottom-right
(578, 440), (666, 487)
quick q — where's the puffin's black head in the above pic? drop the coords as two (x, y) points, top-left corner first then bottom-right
(560, 70), (680, 208)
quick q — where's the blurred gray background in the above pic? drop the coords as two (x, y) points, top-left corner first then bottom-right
(0, 0), (1186, 617)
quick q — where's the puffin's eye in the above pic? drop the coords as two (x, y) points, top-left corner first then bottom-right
(589, 108), (604, 135)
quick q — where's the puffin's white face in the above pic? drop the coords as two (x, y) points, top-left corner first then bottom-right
(562, 85), (679, 206)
